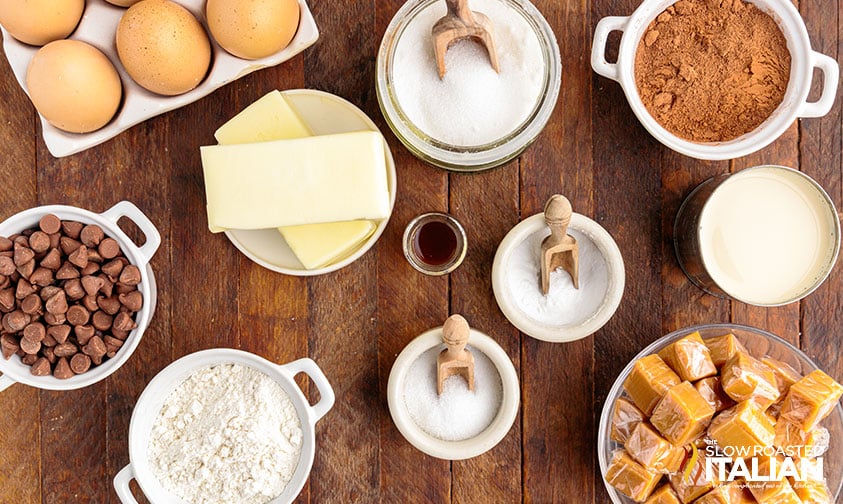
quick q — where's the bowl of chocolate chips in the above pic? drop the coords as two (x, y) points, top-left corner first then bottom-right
(0, 201), (159, 391)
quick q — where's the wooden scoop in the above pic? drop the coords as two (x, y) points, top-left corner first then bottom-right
(437, 314), (475, 395)
(540, 195), (579, 295)
(432, 0), (501, 79)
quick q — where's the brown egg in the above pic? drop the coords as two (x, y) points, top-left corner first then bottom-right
(115, 0), (211, 96)
(26, 40), (122, 133)
(0, 0), (84, 46)
(105, 0), (142, 6)
(206, 0), (300, 60)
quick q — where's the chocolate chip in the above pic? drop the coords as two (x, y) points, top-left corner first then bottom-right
(80, 262), (100, 276)
(111, 328), (129, 340)
(39, 214), (61, 235)
(21, 353), (37, 366)
(0, 236), (12, 252)
(0, 256), (15, 276)
(45, 290), (68, 314)
(82, 295), (98, 312)
(20, 293), (41, 315)
(19, 336), (40, 355)
(23, 322), (45, 342)
(61, 221), (83, 240)
(81, 276), (105, 297)
(28, 267), (53, 287)
(30, 357), (50, 376)
(42, 332), (56, 347)
(0, 288), (15, 312)
(15, 279), (36, 300)
(39, 248), (61, 271)
(70, 353), (90, 374)
(43, 311), (66, 326)
(119, 265), (141, 286)
(1, 334), (19, 359)
(39, 285), (62, 301)
(97, 296), (121, 316)
(104, 335), (123, 352)
(86, 249), (103, 264)
(13, 243), (34, 266)
(42, 346), (56, 364)
(68, 244), (88, 269)
(80, 225), (104, 248)
(55, 262), (80, 280)
(47, 324), (71, 344)
(53, 357), (73, 379)
(64, 278), (85, 300)
(28, 231), (50, 254)
(113, 312), (137, 332)
(59, 236), (82, 256)
(82, 335), (106, 358)
(66, 305), (90, 326)
(74, 325), (95, 346)
(98, 238), (121, 260)
(2, 310), (29, 333)
(48, 232), (60, 249)
(16, 259), (34, 279)
(91, 311), (113, 332)
(101, 257), (127, 281)
(118, 291), (143, 312)
(54, 342), (78, 358)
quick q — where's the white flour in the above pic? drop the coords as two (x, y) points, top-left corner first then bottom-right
(148, 364), (303, 504)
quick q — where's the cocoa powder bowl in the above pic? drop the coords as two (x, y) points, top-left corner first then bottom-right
(591, 0), (839, 160)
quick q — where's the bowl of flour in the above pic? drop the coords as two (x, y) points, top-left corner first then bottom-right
(113, 349), (335, 504)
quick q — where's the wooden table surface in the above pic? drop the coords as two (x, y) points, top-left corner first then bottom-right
(0, 0), (841, 502)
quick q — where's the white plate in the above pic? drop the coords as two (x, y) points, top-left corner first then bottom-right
(0, 0), (319, 158)
(224, 89), (398, 276)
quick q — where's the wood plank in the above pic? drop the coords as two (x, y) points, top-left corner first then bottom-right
(450, 167), (521, 503)
(521, 0), (595, 500)
(302, 1), (388, 502)
(0, 42), (39, 504)
(798, 0), (843, 375)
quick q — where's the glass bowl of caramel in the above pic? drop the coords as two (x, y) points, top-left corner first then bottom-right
(598, 324), (843, 503)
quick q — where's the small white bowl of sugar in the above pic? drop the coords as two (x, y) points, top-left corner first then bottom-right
(113, 348), (335, 504)
(387, 324), (519, 460)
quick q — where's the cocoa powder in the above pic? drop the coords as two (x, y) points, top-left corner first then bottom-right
(635, 0), (791, 142)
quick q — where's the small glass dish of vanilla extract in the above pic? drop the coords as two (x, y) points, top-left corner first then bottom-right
(402, 213), (467, 275)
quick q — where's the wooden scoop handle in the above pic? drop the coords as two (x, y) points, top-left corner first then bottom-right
(442, 314), (470, 349)
(446, 0), (475, 22)
(544, 195), (573, 243)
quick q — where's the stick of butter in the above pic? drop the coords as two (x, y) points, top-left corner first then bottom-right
(214, 90), (311, 144)
(280, 220), (376, 269)
(202, 131), (390, 231)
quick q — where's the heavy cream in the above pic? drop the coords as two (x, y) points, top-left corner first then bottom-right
(698, 166), (838, 305)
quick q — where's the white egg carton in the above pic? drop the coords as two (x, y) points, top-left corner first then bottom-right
(0, 0), (319, 158)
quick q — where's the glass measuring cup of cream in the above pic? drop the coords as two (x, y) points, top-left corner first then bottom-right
(674, 165), (840, 306)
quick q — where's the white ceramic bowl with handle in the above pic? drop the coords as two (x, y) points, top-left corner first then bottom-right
(114, 349), (335, 504)
(0, 201), (160, 392)
(591, 0), (839, 160)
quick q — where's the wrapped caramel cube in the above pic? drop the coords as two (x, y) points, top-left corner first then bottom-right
(779, 369), (843, 432)
(708, 400), (775, 452)
(761, 357), (802, 396)
(626, 422), (686, 474)
(650, 381), (715, 446)
(792, 480), (832, 503)
(624, 354), (681, 415)
(747, 456), (801, 503)
(774, 420), (829, 458)
(668, 451), (720, 503)
(658, 331), (717, 381)
(644, 484), (680, 504)
(612, 397), (646, 444)
(720, 352), (780, 409)
(705, 333), (747, 368)
(605, 449), (661, 502)
(695, 377), (735, 413)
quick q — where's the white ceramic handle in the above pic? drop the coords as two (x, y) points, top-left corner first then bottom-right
(113, 465), (140, 504)
(280, 358), (336, 422)
(100, 201), (161, 265)
(798, 51), (840, 118)
(591, 16), (629, 81)
(0, 374), (15, 392)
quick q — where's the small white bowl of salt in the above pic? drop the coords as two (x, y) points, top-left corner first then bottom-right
(387, 315), (519, 460)
(491, 195), (625, 343)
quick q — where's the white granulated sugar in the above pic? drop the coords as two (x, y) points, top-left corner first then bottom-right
(148, 364), (303, 504)
(392, 0), (545, 146)
(404, 345), (502, 441)
(505, 228), (610, 327)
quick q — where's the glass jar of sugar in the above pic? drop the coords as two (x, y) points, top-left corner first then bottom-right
(376, 0), (561, 172)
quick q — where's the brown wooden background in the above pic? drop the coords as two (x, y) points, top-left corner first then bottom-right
(0, 0), (840, 502)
